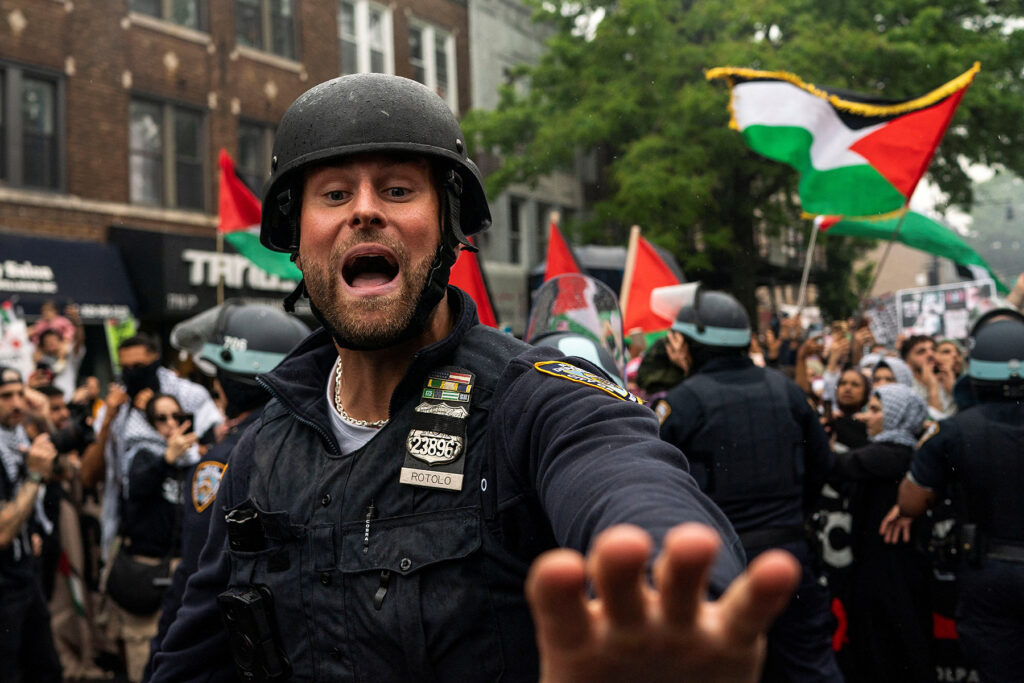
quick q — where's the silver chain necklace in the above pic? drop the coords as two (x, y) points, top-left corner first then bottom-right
(333, 358), (389, 428)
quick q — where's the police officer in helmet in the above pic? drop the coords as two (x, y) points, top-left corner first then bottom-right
(143, 301), (310, 680)
(885, 315), (1024, 681)
(653, 284), (842, 682)
(150, 74), (801, 683)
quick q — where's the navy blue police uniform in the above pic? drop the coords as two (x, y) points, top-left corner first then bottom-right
(148, 289), (746, 683)
(656, 355), (842, 683)
(908, 400), (1024, 681)
(143, 412), (254, 680)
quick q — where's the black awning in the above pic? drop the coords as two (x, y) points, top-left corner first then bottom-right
(0, 233), (138, 321)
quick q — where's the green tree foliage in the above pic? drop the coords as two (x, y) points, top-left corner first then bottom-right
(463, 0), (1024, 319)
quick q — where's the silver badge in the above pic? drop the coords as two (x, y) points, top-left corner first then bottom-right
(405, 429), (464, 465)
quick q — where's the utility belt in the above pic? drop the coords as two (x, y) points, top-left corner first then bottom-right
(738, 525), (806, 550)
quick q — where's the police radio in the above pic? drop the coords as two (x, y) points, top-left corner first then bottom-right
(218, 585), (291, 682)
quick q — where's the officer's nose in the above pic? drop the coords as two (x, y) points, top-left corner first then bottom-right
(349, 184), (385, 231)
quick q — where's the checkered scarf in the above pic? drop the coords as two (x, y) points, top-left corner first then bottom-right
(0, 423), (29, 486)
(871, 383), (928, 448)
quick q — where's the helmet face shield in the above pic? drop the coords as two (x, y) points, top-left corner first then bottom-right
(525, 274), (626, 381)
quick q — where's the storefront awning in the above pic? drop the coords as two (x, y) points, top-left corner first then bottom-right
(0, 233), (138, 321)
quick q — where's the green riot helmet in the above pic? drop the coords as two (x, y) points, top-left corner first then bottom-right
(170, 300), (311, 385)
(967, 318), (1024, 400)
(650, 283), (751, 348)
(260, 74), (491, 349)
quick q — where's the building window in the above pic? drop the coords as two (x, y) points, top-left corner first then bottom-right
(407, 20), (456, 110)
(130, 98), (206, 210)
(508, 197), (522, 265)
(237, 0), (297, 60)
(338, 0), (392, 75)
(237, 120), (275, 195)
(131, 0), (208, 31)
(0, 64), (63, 191)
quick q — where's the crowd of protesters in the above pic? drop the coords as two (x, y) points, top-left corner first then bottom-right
(4, 273), (1024, 682)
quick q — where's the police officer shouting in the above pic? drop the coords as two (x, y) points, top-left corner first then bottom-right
(653, 285), (842, 683)
(884, 315), (1024, 682)
(150, 74), (801, 683)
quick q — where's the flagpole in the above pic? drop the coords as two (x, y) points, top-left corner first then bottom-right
(216, 230), (225, 305)
(795, 220), (820, 312)
(620, 225), (641, 315)
(860, 204), (910, 301)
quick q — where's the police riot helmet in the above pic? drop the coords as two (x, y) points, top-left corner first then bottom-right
(650, 283), (751, 348)
(170, 300), (311, 385)
(967, 317), (1024, 399)
(260, 73), (491, 348)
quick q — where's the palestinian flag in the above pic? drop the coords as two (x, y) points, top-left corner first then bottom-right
(706, 64), (980, 217)
(817, 211), (1007, 293)
(542, 214), (583, 281)
(449, 237), (498, 327)
(620, 228), (683, 340)
(218, 149), (301, 281)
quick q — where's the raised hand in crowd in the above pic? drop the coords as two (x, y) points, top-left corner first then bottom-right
(934, 354), (958, 396)
(24, 433), (59, 482)
(163, 419), (197, 465)
(852, 324), (874, 362)
(665, 330), (691, 374)
(825, 335), (851, 373)
(80, 382), (129, 488)
(133, 387), (155, 412)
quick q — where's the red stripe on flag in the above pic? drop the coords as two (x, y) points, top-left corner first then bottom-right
(849, 89), (968, 200)
(622, 236), (681, 335)
(218, 149), (262, 234)
(449, 239), (498, 327)
(543, 220), (582, 281)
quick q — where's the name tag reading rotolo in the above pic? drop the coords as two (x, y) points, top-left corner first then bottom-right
(399, 367), (475, 492)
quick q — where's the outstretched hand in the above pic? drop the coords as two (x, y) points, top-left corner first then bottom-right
(526, 523), (800, 683)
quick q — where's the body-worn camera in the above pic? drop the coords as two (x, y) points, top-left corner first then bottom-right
(218, 585), (291, 682)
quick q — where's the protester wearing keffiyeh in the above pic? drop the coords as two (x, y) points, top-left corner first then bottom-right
(870, 383), (928, 448)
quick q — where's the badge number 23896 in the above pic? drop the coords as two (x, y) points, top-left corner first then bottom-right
(406, 430), (463, 465)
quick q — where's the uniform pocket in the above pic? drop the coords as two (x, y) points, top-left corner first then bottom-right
(337, 506), (505, 681)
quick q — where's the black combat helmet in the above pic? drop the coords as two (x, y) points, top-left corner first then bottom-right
(170, 300), (311, 385)
(651, 283), (751, 348)
(260, 73), (490, 253)
(968, 317), (1024, 399)
(260, 73), (491, 348)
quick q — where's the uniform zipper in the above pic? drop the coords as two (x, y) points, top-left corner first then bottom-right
(256, 375), (341, 455)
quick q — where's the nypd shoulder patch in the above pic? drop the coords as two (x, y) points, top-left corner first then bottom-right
(534, 360), (641, 403)
(192, 461), (227, 513)
(653, 399), (671, 425)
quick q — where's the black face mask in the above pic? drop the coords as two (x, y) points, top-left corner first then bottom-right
(122, 361), (161, 398)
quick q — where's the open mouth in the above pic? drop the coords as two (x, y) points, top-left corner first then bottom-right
(342, 249), (400, 290)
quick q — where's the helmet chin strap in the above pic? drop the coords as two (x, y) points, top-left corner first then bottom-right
(283, 169), (469, 352)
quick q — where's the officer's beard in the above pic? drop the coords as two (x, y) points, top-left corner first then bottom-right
(301, 235), (436, 351)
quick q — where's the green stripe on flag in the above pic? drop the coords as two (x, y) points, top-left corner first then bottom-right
(224, 230), (302, 281)
(742, 125), (906, 216)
